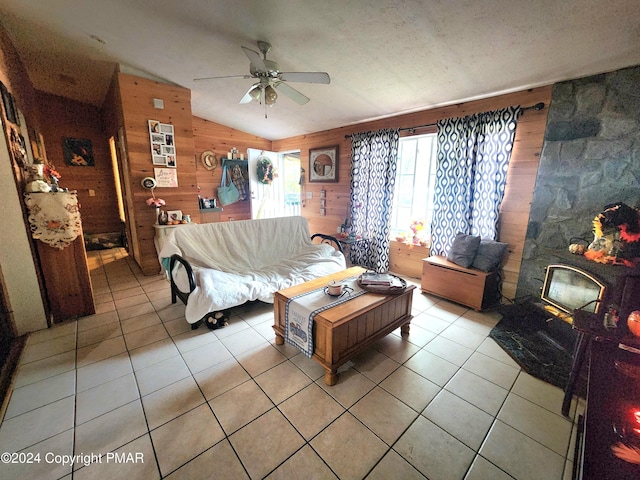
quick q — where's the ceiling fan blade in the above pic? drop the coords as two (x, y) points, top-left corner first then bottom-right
(273, 82), (310, 105)
(194, 74), (252, 82)
(279, 72), (330, 84)
(239, 84), (260, 104)
(241, 46), (266, 71)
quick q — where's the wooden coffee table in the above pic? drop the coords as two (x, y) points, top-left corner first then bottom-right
(273, 267), (415, 385)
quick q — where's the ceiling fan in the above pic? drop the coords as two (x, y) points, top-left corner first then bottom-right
(194, 41), (330, 111)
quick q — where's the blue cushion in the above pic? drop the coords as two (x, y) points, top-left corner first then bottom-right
(472, 239), (508, 272)
(446, 233), (481, 268)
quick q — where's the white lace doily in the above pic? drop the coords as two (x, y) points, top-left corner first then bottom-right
(24, 192), (82, 249)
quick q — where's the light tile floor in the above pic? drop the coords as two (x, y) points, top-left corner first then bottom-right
(0, 248), (585, 479)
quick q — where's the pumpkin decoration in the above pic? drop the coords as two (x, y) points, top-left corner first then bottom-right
(627, 310), (640, 337)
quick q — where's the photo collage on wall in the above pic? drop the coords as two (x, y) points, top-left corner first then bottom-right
(148, 120), (176, 167)
(148, 120), (178, 187)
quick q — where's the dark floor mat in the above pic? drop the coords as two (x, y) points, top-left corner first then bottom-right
(489, 303), (577, 390)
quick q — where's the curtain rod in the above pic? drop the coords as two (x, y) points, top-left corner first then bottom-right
(344, 102), (545, 139)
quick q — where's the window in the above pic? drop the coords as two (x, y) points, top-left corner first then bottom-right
(390, 133), (438, 241)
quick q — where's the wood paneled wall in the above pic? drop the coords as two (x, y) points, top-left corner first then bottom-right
(36, 92), (121, 235)
(273, 133), (352, 236)
(193, 117), (272, 222)
(114, 73), (550, 297)
(117, 73), (197, 275)
(275, 86), (552, 299)
(110, 78), (274, 275)
(498, 100), (551, 299)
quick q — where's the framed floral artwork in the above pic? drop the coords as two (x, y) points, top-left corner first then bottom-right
(63, 137), (95, 166)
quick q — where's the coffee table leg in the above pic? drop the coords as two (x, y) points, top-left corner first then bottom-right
(324, 368), (338, 386)
(401, 322), (411, 335)
(274, 333), (284, 345)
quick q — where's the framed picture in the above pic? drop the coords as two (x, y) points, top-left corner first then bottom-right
(148, 120), (177, 170)
(154, 167), (178, 187)
(30, 130), (47, 163)
(148, 120), (160, 134)
(167, 210), (183, 222)
(1, 81), (19, 125)
(63, 137), (95, 166)
(9, 127), (28, 167)
(309, 145), (338, 183)
(161, 145), (175, 155)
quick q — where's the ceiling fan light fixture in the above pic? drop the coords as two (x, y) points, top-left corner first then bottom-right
(249, 86), (261, 102)
(204, 41), (330, 110)
(264, 85), (277, 106)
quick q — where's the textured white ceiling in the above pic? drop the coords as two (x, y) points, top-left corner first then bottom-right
(1, 0), (639, 140)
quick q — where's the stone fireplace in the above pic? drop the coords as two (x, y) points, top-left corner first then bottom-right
(516, 64), (640, 303)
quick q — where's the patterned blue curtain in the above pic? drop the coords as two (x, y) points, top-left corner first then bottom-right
(430, 106), (522, 255)
(349, 128), (400, 272)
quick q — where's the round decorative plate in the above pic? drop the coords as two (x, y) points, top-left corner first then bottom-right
(201, 150), (218, 171)
(141, 176), (157, 189)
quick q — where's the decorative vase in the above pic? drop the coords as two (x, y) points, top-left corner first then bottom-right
(155, 207), (160, 225)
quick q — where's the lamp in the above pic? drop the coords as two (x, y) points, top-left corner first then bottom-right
(264, 85), (277, 106)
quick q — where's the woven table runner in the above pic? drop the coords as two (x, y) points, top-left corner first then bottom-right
(285, 276), (366, 357)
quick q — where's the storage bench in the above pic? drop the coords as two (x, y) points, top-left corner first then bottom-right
(421, 255), (499, 311)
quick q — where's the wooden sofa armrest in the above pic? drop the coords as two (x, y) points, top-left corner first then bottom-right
(311, 233), (343, 253)
(169, 254), (196, 305)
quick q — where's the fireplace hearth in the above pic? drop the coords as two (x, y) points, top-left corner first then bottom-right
(492, 249), (640, 390)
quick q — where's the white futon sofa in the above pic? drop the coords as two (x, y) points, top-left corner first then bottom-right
(158, 216), (346, 327)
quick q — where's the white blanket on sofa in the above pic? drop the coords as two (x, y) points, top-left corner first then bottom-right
(158, 216), (346, 324)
